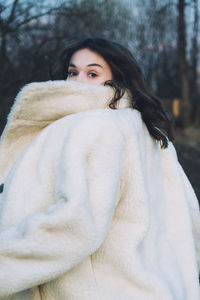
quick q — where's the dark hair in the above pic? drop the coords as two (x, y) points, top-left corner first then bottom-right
(50, 37), (174, 148)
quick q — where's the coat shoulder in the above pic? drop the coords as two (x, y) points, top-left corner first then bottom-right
(68, 108), (142, 136)
(67, 109), (126, 144)
(50, 108), (143, 150)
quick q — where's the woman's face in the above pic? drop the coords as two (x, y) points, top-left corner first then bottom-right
(67, 48), (113, 85)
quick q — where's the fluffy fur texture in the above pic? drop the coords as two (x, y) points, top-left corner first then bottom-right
(0, 81), (199, 300)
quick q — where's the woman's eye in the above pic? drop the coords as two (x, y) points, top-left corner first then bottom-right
(68, 71), (77, 77)
(88, 72), (97, 78)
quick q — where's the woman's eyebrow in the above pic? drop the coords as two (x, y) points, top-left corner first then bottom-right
(69, 63), (76, 67)
(68, 63), (103, 68)
(87, 63), (103, 68)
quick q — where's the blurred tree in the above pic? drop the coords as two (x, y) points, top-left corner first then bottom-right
(177, 0), (190, 127)
(190, 0), (199, 125)
(47, 0), (135, 66)
(0, 0), (55, 74)
(0, 0), (56, 132)
(133, 0), (200, 128)
(133, 0), (180, 98)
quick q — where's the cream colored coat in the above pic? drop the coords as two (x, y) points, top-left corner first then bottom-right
(0, 81), (199, 300)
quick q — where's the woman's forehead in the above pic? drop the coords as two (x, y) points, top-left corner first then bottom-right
(69, 48), (108, 68)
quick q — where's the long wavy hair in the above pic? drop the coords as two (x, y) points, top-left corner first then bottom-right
(50, 37), (174, 148)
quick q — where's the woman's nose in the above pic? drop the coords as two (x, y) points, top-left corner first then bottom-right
(75, 73), (88, 83)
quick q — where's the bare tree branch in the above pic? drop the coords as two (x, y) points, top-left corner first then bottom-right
(7, 0), (19, 24)
(10, 9), (56, 32)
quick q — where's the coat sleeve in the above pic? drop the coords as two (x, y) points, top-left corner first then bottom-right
(169, 143), (200, 273)
(0, 116), (125, 297)
(178, 164), (200, 272)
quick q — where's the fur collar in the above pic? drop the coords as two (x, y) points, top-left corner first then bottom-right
(0, 80), (132, 180)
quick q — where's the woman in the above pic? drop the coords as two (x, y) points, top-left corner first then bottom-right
(0, 37), (199, 300)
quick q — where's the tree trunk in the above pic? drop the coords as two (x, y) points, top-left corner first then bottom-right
(177, 0), (190, 127)
(190, 0), (199, 125)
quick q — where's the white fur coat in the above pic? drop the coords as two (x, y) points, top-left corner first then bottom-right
(0, 81), (199, 300)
